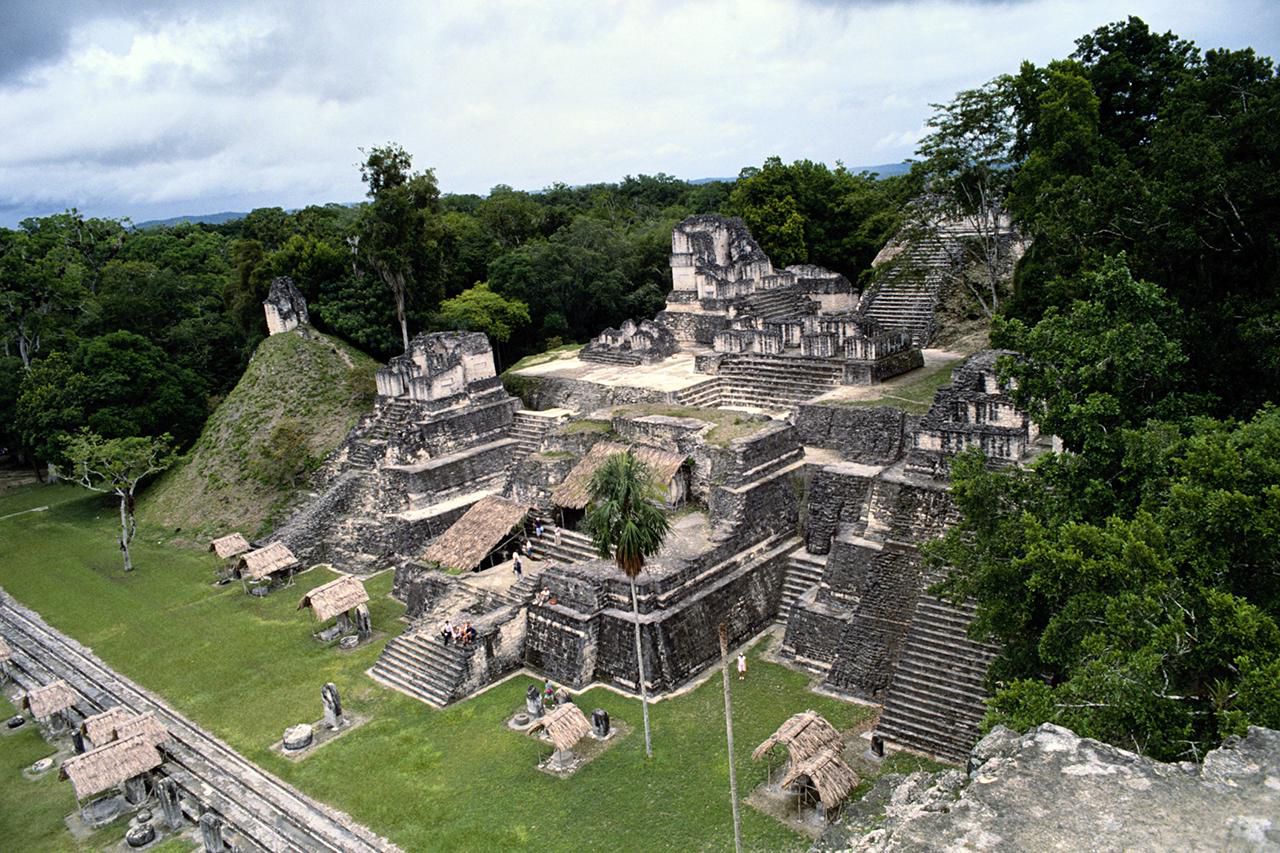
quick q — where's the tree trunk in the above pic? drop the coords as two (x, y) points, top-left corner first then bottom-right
(118, 493), (133, 572)
(719, 625), (743, 853)
(397, 306), (410, 354)
(630, 578), (652, 758)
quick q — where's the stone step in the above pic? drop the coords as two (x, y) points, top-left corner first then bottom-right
(889, 668), (989, 709)
(881, 691), (986, 735)
(897, 647), (994, 683)
(876, 716), (974, 763)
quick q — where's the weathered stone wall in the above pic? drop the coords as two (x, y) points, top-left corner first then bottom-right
(805, 465), (876, 554)
(510, 373), (675, 413)
(392, 561), (455, 607)
(654, 309), (730, 344)
(823, 544), (923, 699)
(781, 587), (851, 669)
(707, 421), (803, 488)
(794, 404), (908, 464)
(383, 440), (516, 503)
(507, 453), (579, 510)
(457, 606), (528, 697)
(842, 347), (925, 385)
(402, 398), (517, 460)
(708, 463), (801, 545)
(524, 607), (600, 688)
(269, 470), (371, 567)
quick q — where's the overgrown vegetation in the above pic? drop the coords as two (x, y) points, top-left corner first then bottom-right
(143, 330), (376, 541)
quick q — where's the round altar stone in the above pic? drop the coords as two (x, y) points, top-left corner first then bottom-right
(513, 713), (529, 726)
(282, 723), (313, 751)
(6, 715), (26, 729)
(30, 757), (54, 773)
(125, 822), (156, 847)
(339, 635), (359, 649)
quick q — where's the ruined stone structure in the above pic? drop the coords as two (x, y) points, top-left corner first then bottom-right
(268, 331), (519, 573)
(263, 276), (310, 335)
(580, 319), (678, 366)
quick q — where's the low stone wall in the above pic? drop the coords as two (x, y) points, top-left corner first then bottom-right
(655, 309), (729, 344)
(508, 374), (675, 414)
(383, 439), (516, 499)
(405, 398), (517, 459)
(393, 561), (454, 607)
(842, 347), (925, 385)
(457, 606), (528, 697)
(524, 607), (600, 688)
(794, 404), (908, 464)
(782, 587), (851, 668)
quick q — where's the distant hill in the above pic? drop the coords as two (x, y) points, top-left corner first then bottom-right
(144, 329), (378, 543)
(691, 162), (911, 185)
(134, 211), (248, 229)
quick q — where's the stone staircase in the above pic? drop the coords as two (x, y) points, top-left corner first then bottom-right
(529, 527), (598, 564)
(369, 630), (475, 707)
(737, 287), (818, 320)
(862, 233), (954, 345)
(367, 398), (416, 440)
(347, 441), (381, 469)
(875, 594), (1000, 763)
(674, 377), (724, 408)
(716, 355), (843, 410)
(579, 348), (644, 366)
(778, 548), (826, 623)
(509, 410), (561, 462)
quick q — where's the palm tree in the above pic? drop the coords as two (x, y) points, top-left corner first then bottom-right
(584, 449), (670, 758)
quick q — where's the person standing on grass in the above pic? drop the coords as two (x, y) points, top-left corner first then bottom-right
(737, 652), (747, 680)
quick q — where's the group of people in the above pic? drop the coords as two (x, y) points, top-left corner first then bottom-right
(440, 618), (477, 647)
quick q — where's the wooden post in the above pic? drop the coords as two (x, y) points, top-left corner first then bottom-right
(719, 623), (743, 853)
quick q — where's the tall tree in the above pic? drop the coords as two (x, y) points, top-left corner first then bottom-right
(584, 450), (671, 758)
(434, 283), (529, 370)
(64, 430), (175, 572)
(358, 144), (444, 352)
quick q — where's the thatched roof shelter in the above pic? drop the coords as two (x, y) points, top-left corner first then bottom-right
(23, 680), (77, 720)
(529, 703), (592, 752)
(80, 706), (133, 745)
(752, 710), (844, 764)
(551, 442), (687, 509)
(209, 532), (251, 559)
(780, 746), (860, 811)
(59, 734), (163, 800)
(114, 711), (169, 747)
(422, 495), (528, 572)
(235, 541), (300, 580)
(298, 574), (370, 622)
(0, 635), (11, 663)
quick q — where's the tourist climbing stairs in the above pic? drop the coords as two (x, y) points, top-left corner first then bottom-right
(861, 233), (955, 345)
(370, 630), (474, 708)
(509, 410), (562, 463)
(715, 355), (843, 410)
(529, 527), (598, 564)
(778, 547), (826, 623)
(875, 593), (1000, 763)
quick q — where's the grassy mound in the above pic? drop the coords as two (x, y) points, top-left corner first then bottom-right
(144, 329), (378, 543)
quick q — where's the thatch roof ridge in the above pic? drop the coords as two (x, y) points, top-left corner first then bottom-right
(298, 574), (370, 623)
(60, 733), (163, 799)
(24, 679), (77, 719)
(237, 541), (299, 580)
(210, 532), (251, 559)
(421, 495), (528, 572)
(780, 746), (860, 810)
(114, 710), (170, 747)
(80, 706), (132, 745)
(551, 441), (686, 509)
(751, 710), (843, 763)
(529, 703), (592, 751)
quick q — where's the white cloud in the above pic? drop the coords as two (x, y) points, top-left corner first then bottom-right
(1, 0), (1278, 224)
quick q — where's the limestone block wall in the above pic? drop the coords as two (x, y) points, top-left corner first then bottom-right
(708, 463), (800, 545)
(457, 607), (528, 697)
(865, 475), (955, 544)
(507, 454), (579, 510)
(510, 373), (675, 413)
(823, 544), (924, 699)
(842, 347), (925, 385)
(383, 440), (516, 504)
(804, 466), (876, 555)
(655, 309), (730, 344)
(393, 561), (454, 607)
(269, 470), (371, 567)
(820, 531), (882, 604)
(405, 398), (518, 459)
(782, 587), (851, 668)
(794, 404), (910, 464)
(524, 608), (600, 688)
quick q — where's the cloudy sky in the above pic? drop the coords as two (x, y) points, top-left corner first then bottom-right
(1, 0), (1277, 226)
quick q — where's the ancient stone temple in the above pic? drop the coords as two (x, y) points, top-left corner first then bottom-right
(263, 276), (310, 335)
(267, 331), (520, 573)
(580, 319), (678, 366)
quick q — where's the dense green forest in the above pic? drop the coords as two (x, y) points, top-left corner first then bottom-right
(2, 17), (1277, 761)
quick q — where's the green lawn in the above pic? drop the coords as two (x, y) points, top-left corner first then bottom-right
(0, 483), (873, 851)
(836, 358), (963, 414)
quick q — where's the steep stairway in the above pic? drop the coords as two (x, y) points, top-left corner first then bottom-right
(509, 410), (561, 463)
(529, 527), (598, 564)
(736, 288), (818, 320)
(875, 593), (1000, 763)
(777, 548), (826, 623)
(369, 630), (475, 707)
(716, 355), (843, 411)
(862, 232), (957, 345)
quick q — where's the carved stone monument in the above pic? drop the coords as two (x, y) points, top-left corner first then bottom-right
(354, 603), (372, 641)
(526, 685), (544, 719)
(322, 682), (344, 730)
(157, 777), (183, 830)
(591, 708), (610, 738)
(199, 811), (226, 852)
